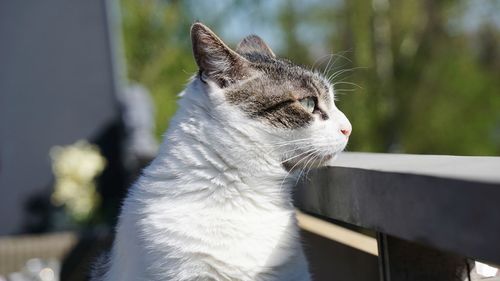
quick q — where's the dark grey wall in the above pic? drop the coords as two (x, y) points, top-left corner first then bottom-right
(0, 1), (122, 234)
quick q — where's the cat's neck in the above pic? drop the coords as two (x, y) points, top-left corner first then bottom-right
(141, 80), (296, 210)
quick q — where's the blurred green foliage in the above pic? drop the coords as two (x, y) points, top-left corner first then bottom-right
(120, 0), (500, 156)
(120, 0), (195, 137)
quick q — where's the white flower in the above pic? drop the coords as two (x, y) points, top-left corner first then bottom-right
(50, 140), (106, 222)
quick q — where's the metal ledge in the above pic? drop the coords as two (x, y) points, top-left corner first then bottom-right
(294, 152), (500, 265)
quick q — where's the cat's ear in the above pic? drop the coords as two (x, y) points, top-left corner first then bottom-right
(191, 22), (249, 87)
(236, 35), (275, 58)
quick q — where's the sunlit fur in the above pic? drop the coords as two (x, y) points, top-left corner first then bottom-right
(95, 24), (351, 281)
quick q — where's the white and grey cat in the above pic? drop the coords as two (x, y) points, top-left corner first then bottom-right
(93, 22), (351, 281)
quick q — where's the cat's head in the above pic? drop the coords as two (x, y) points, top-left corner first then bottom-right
(190, 23), (351, 170)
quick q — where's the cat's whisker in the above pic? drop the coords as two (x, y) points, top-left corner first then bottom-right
(277, 136), (332, 144)
(279, 149), (316, 192)
(328, 68), (356, 82)
(261, 141), (313, 149)
(330, 52), (352, 64)
(280, 144), (316, 154)
(269, 137), (318, 146)
(305, 153), (321, 180)
(266, 139), (333, 152)
(326, 59), (351, 75)
(295, 151), (319, 185)
(328, 66), (367, 83)
(333, 66), (368, 81)
(261, 140), (312, 148)
(321, 54), (334, 76)
(322, 51), (353, 76)
(261, 145), (316, 160)
(300, 158), (314, 182)
(326, 54), (350, 75)
(333, 81), (362, 89)
(280, 147), (319, 164)
(267, 139), (337, 155)
(310, 54), (333, 73)
(264, 143), (312, 151)
(318, 152), (328, 168)
(259, 141), (316, 154)
(271, 136), (317, 143)
(334, 88), (358, 93)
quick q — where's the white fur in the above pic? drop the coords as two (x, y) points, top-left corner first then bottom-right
(97, 77), (351, 281)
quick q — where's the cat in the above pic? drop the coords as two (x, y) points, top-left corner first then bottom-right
(92, 22), (351, 281)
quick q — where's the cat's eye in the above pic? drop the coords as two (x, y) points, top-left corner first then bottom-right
(299, 97), (316, 113)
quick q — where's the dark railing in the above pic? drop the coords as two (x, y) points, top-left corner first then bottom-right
(295, 152), (500, 281)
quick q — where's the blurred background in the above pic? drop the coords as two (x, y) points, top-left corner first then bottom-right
(0, 0), (499, 280)
(120, 0), (500, 155)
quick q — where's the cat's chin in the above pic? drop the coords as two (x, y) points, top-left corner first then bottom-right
(282, 153), (338, 171)
(309, 153), (338, 168)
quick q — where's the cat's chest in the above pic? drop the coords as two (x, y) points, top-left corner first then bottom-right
(189, 207), (298, 268)
(144, 200), (298, 268)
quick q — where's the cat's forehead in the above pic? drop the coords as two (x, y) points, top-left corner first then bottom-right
(225, 54), (331, 105)
(244, 53), (330, 93)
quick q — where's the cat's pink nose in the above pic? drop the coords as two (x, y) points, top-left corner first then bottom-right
(340, 128), (351, 137)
